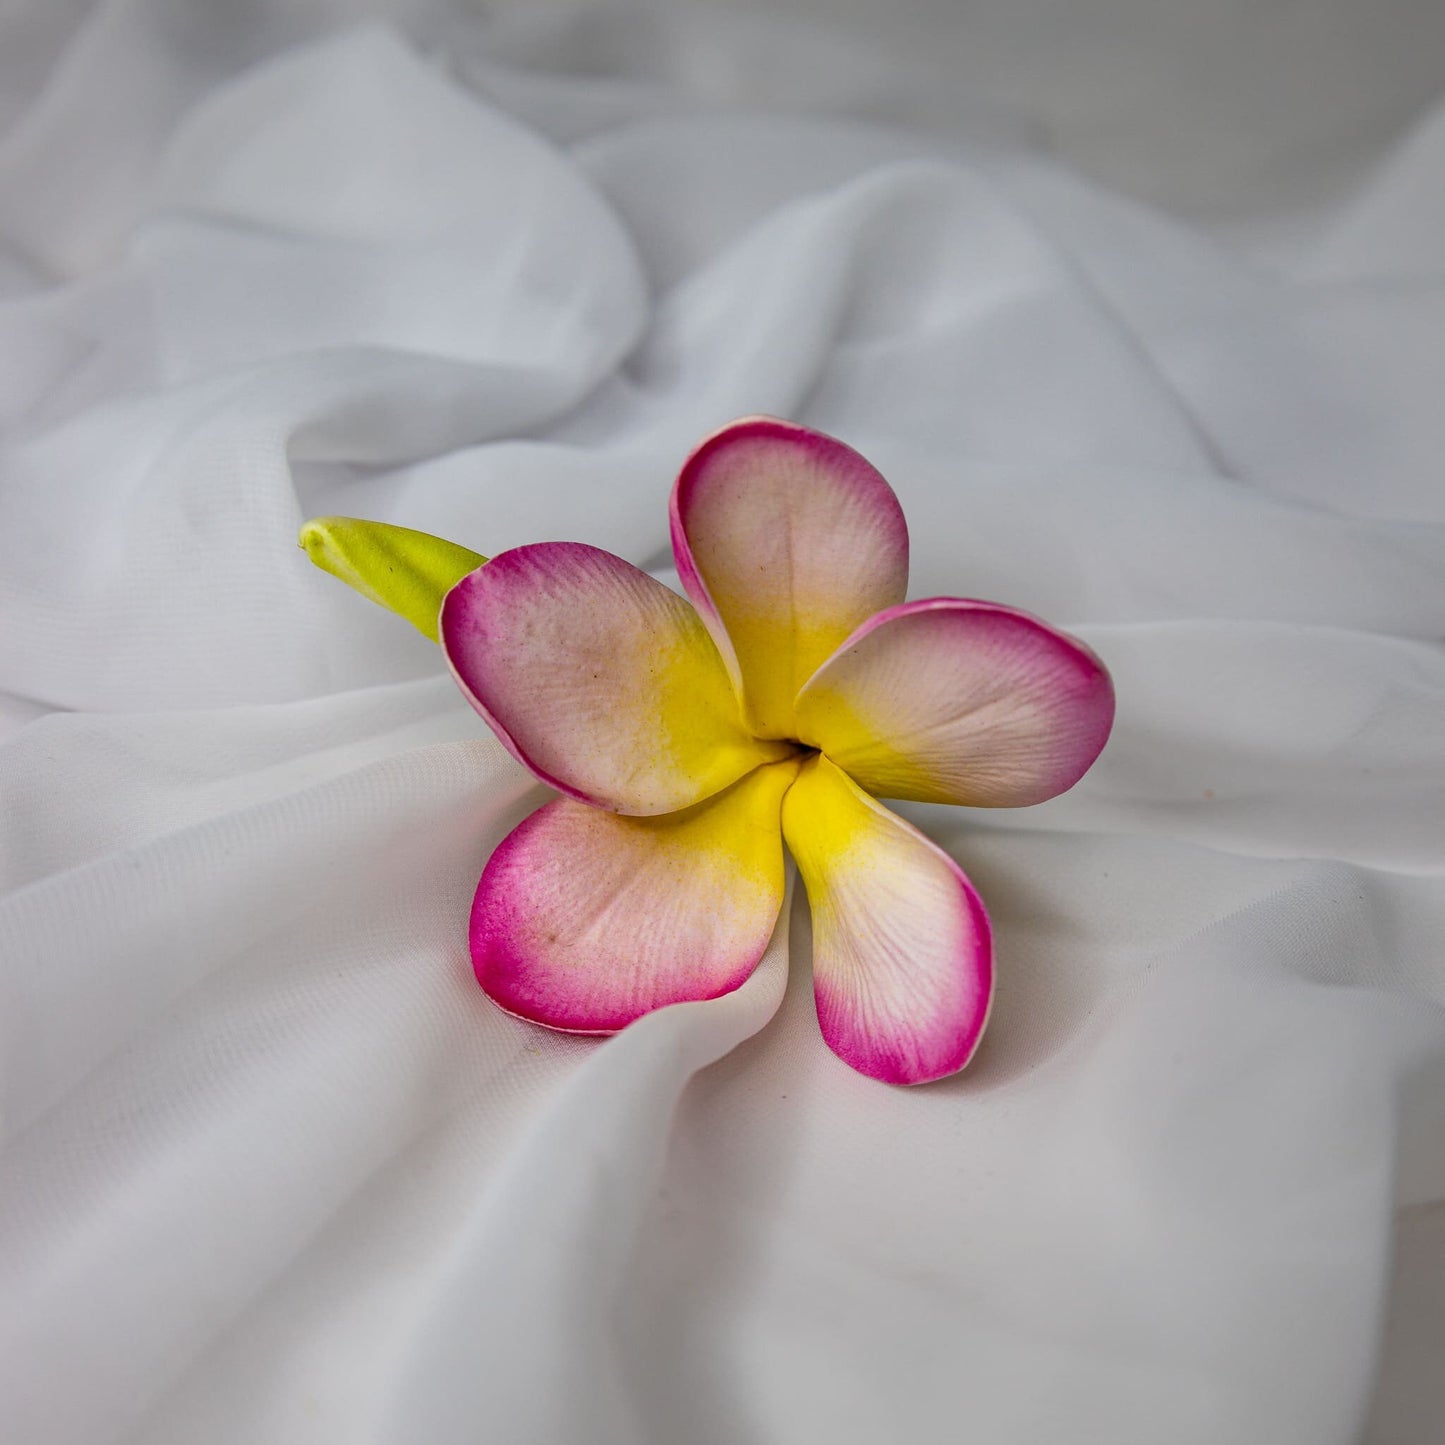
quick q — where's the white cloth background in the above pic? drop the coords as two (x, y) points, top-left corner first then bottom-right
(2, 2), (1444, 1441)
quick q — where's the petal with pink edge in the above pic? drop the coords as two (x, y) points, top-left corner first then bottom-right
(781, 754), (992, 1084)
(441, 542), (792, 815)
(473, 760), (798, 1033)
(670, 416), (908, 738)
(795, 599), (1114, 807)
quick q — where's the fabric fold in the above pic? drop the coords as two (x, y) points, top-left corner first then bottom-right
(377, 884), (794, 1445)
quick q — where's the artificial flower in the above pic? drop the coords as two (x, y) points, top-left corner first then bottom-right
(301, 417), (1114, 1083)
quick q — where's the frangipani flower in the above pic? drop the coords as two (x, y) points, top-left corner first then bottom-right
(301, 418), (1114, 1084)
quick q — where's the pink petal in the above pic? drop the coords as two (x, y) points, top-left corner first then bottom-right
(472, 761), (798, 1033)
(795, 598), (1115, 807)
(781, 754), (993, 1084)
(670, 416), (908, 738)
(441, 542), (792, 815)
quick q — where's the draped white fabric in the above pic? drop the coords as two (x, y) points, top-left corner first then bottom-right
(3, 3), (1444, 1442)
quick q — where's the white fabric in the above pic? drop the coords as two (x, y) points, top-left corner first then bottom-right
(2, 3), (1444, 1442)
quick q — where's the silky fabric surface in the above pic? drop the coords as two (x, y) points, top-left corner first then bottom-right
(3, 3), (1445, 1443)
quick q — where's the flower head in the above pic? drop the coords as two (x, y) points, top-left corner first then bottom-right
(301, 418), (1113, 1083)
